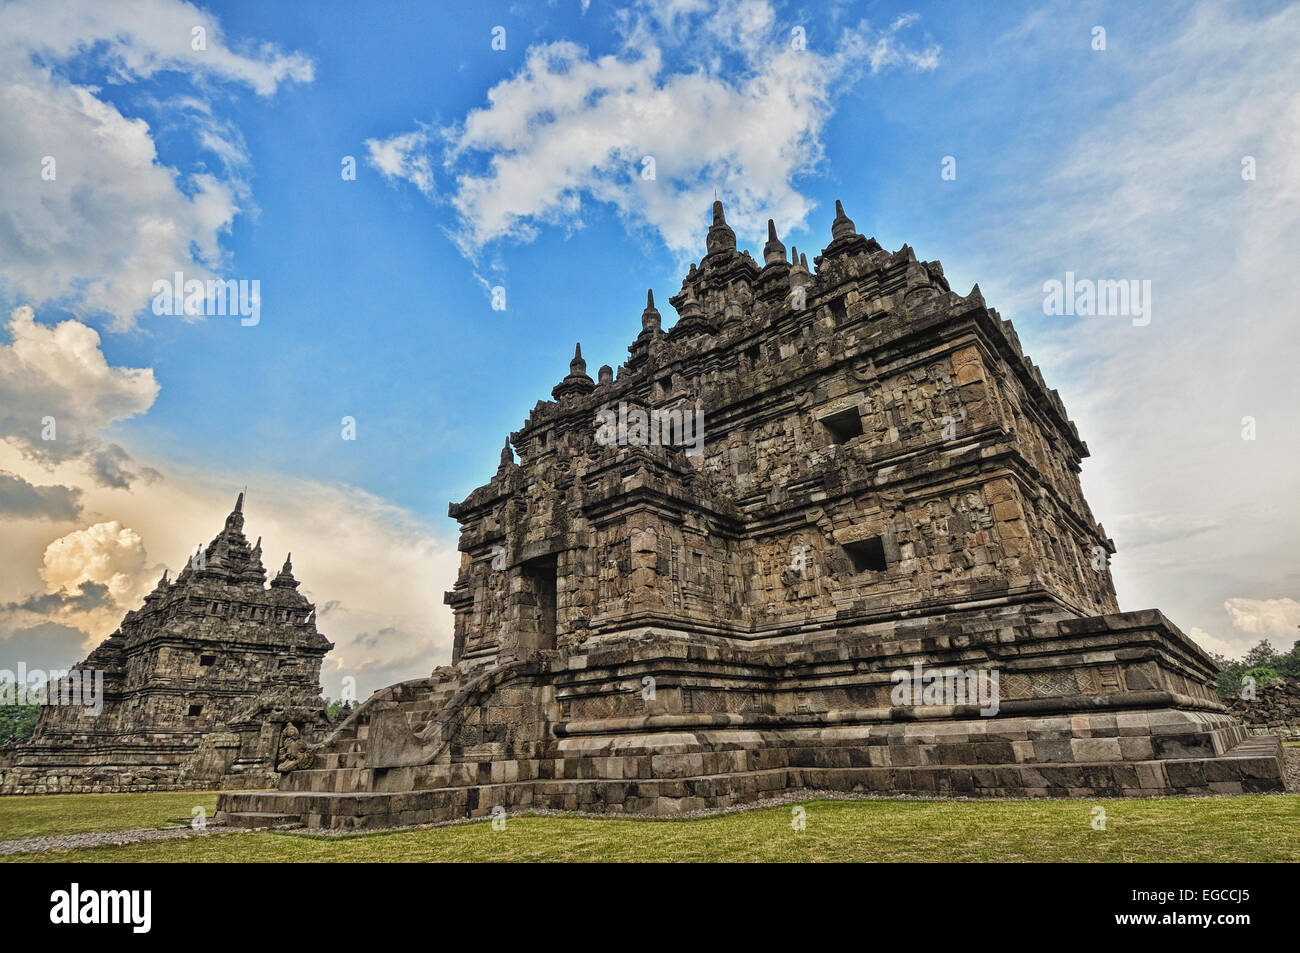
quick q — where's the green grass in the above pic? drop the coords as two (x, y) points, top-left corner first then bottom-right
(0, 791), (220, 841)
(3, 794), (1298, 862)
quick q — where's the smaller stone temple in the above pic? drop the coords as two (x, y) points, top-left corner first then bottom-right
(0, 494), (334, 794)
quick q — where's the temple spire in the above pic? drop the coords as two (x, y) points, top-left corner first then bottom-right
(705, 200), (737, 256)
(641, 288), (661, 334)
(763, 218), (787, 266)
(551, 341), (596, 400)
(831, 198), (857, 241)
(222, 491), (246, 535)
(272, 553), (300, 589)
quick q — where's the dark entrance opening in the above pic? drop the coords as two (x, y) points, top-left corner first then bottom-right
(521, 555), (558, 651)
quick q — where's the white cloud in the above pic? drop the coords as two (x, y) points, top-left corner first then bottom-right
(1223, 598), (1300, 639)
(0, 306), (159, 486)
(365, 128), (437, 198)
(368, 0), (939, 258)
(0, 0), (312, 328)
(950, 3), (1300, 653)
(37, 520), (153, 629)
(0, 518), (153, 644)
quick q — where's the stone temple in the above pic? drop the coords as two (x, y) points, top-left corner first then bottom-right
(0, 494), (333, 794)
(217, 201), (1284, 829)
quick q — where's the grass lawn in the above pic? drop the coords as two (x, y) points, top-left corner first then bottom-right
(0, 791), (221, 841)
(2, 793), (1297, 862)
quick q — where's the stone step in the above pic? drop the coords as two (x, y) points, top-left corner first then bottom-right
(223, 811), (302, 829)
(281, 767), (373, 792)
(400, 703), (451, 717)
(317, 752), (365, 769)
(1221, 734), (1282, 759)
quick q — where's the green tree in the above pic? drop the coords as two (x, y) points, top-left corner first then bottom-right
(1242, 639), (1278, 669)
(1212, 634), (1300, 699)
(0, 704), (41, 742)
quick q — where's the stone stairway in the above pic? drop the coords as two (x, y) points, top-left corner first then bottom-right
(218, 670), (470, 828)
(280, 676), (463, 793)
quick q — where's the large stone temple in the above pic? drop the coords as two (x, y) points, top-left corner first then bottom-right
(0, 495), (334, 794)
(217, 201), (1284, 829)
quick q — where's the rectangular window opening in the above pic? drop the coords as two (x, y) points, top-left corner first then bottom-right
(829, 297), (848, 326)
(821, 408), (864, 445)
(844, 536), (887, 573)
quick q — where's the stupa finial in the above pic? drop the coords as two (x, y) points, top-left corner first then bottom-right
(763, 218), (787, 266)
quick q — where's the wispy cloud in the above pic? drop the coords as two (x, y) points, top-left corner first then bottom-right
(957, 2), (1300, 657)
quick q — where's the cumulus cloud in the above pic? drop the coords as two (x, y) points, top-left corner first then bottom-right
(0, 520), (154, 641)
(1222, 598), (1300, 639)
(0, 0), (312, 328)
(39, 520), (153, 617)
(0, 470), (82, 520)
(0, 306), (159, 487)
(367, 0), (939, 257)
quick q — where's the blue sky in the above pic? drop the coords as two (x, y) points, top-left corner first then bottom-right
(1, 0), (1297, 696)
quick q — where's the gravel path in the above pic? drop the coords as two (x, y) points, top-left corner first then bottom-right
(0, 823), (242, 856)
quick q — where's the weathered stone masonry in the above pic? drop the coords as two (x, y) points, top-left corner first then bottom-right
(216, 201), (1284, 829)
